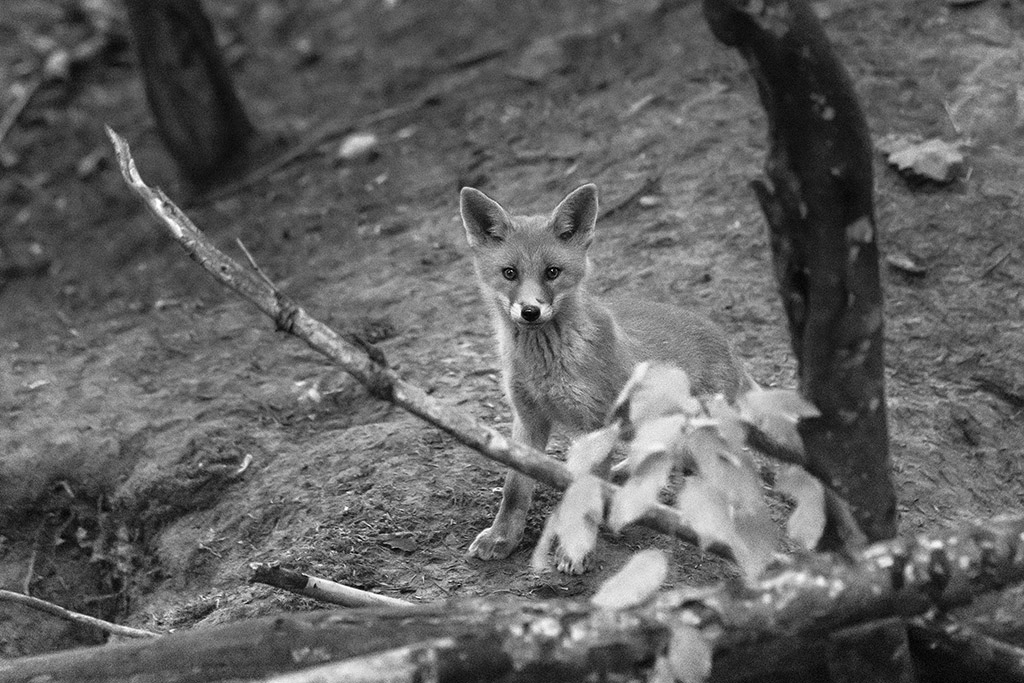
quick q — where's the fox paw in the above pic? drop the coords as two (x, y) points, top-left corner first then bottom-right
(468, 525), (521, 560)
(554, 545), (594, 575)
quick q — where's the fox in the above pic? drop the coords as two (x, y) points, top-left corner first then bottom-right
(459, 183), (753, 570)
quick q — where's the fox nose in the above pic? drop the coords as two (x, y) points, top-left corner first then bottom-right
(521, 305), (541, 322)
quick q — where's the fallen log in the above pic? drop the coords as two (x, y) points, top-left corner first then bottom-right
(3, 516), (1022, 682)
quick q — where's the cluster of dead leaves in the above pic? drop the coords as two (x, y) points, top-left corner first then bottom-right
(531, 363), (828, 681)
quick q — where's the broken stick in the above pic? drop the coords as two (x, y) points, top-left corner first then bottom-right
(0, 589), (159, 640)
(249, 563), (413, 608)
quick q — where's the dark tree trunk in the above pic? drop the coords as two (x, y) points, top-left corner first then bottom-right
(123, 0), (257, 188)
(701, 0), (897, 548)
(700, 1), (901, 680)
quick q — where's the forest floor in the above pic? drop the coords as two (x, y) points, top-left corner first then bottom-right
(1, 0), (1023, 657)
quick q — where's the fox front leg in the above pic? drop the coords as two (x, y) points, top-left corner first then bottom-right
(468, 407), (550, 560)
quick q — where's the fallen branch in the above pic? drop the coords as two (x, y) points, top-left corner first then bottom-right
(0, 589), (159, 640)
(4, 515), (1024, 682)
(104, 125), (729, 563)
(249, 563), (413, 608)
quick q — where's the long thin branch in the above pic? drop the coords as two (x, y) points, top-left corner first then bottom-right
(104, 126), (727, 562)
(0, 589), (159, 640)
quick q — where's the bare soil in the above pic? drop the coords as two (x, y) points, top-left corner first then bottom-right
(1, 0), (1023, 658)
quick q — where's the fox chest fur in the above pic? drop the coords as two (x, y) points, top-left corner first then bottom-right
(497, 305), (631, 432)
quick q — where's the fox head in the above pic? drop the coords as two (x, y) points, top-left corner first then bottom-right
(460, 184), (598, 328)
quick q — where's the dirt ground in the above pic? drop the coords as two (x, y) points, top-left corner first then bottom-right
(1, 0), (1023, 659)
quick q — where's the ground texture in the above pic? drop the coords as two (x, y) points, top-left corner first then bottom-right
(1, 0), (1022, 657)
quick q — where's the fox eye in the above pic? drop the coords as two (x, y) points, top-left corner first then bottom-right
(545, 266), (561, 281)
(502, 267), (518, 281)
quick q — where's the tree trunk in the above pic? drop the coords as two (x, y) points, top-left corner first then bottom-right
(123, 0), (257, 188)
(700, 1), (901, 680)
(701, 0), (897, 548)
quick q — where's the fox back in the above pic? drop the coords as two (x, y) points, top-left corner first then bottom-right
(460, 184), (749, 433)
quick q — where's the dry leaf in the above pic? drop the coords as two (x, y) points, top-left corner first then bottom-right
(776, 464), (827, 550)
(878, 134), (965, 183)
(684, 429), (762, 514)
(626, 414), (689, 466)
(705, 394), (746, 453)
(591, 549), (668, 609)
(608, 450), (673, 533)
(731, 511), (778, 579)
(565, 424), (621, 477)
(665, 625), (713, 683)
(531, 475), (603, 572)
(741, 388), (820, 420)
(738, 388), (818, 458)
(612, 363), (701, 426)
(379, 534), (418, 553)
(886, 251), (927, 276)
(675, 478), (744, 553)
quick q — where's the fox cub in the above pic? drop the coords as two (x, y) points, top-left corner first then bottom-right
(460, 183), (752, 566)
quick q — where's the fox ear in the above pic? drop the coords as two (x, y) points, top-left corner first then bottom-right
(460, 187), (511, 247)
(551, 184), (598, 247)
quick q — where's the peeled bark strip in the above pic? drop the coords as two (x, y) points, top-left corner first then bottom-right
(124, 0), (257, 187)
(702, 0), (897, 546)
(3, 516), (1023, 682)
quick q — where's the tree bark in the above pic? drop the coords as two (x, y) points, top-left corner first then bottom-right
(123, 0), (257, 187)
(702, 0), (897, 548)
(908, 619), (1024, 683)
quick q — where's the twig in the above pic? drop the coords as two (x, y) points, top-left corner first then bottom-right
(0, 589), (159, 639)
(677, 81), (729, 116)
(249, 563), (413, 608)
(20, 527), (40, 595)
(942, 100), (962, 136)
(980, 248), (1011, 279)
(622, 93), (658, 118)
(974, 374), (1024, 410)
(0, 76), (43, 154)
(235, 238), (276, 290)
(105, 126), (730, 563)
